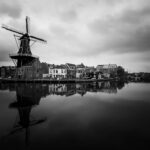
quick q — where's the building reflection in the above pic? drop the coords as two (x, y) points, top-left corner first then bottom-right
(0, 81), (125, 97)
(48, 81), (125, 96)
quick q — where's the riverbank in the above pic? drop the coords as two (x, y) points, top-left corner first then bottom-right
(0, 78), (115, 83)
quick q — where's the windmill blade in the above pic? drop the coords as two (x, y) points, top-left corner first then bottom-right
(26, 16), (30, 34)
(30, 35), (47, 43)
(2, 24), (24, 35)
(29, 118), (47, 126)
(30, 37), (46, 44)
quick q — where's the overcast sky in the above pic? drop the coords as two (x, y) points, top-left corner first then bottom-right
(0, 0), (150, 72)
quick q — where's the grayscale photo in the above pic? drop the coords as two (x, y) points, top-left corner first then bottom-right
(0, 0), (150, 149)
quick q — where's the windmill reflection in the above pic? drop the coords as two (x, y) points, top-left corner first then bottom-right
(8, 84), (47, 145)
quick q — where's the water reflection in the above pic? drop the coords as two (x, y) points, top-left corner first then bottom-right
(0, 81), (125, 147)
(2, 84), (47, 147)
(1, 82), (150, 149)
(0, 81), (125, 97)
(48, 82), (124, 96)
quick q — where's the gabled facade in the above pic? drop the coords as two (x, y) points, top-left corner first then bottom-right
(49, 64), (67, 79)
(96, 64), (117, 73)
(76, 63), (85, 79)
(65, 63), (76, 79)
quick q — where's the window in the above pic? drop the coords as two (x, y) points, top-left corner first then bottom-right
(56, 70), (58, 73)
(53, 70), (55, 73)
(61, 69), (63, 73)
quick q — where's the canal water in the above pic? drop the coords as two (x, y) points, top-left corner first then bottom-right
(0, 82), (150, 149)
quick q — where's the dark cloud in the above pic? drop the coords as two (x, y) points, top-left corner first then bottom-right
(109, 26), (150, 53)
(119, 6), (150, 25)
(0, 0), (22, 18)
(0, 50), (11, 62)
(88, 4), (150, 55)
(89, 5), (150, 32)
(0, 38), (16, 63)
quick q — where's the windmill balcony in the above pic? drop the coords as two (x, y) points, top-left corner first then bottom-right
(9, 53), (39, 59)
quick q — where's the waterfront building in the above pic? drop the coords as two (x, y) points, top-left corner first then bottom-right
(84, 66), (96, 79)
(96, 64), (117, 78)
(76, 63), (85, 79)
(41, 62), (49, 78)
(49, 64), (67, 79)
(65, 63), (76, 79)
(96, 64), (117, 73)
(0, 66), (16, 78)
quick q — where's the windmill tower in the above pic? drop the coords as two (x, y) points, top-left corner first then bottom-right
(2, 16), (47, 79)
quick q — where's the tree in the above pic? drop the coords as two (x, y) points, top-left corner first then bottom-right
(117, 66), (125, 77)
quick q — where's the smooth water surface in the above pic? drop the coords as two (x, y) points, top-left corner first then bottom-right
(0, 82), (150, 149)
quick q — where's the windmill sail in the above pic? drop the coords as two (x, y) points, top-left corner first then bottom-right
(26, 16), (30, 34)
(2, 24), (24, 35)
(30, 35), (47, 43)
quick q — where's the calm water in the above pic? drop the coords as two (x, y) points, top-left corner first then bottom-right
(0, 82), (150, 149)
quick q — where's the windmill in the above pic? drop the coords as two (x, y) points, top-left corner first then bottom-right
(2, 16), (47, 79)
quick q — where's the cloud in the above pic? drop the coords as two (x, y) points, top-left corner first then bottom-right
(0, 41), (15, 65)
(0, 51), (10, 62)
(60, 9), (78, 22)
(87, 3), (150, 55)
(119, 6), (150, 24)
(108, 26), (150, 54)
(0, 0), (22, 18)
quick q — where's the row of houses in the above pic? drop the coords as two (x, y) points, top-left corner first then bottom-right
(43, 63), (118, 79)
(0, 66), (16, 78)
(0, 63), (119, 79)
